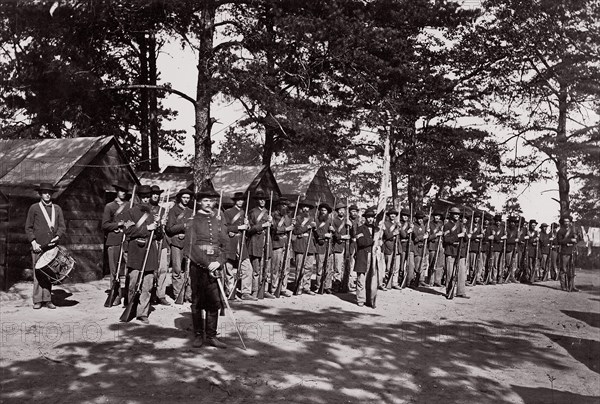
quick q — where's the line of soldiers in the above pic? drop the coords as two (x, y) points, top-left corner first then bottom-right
(102, 184), (584, 345)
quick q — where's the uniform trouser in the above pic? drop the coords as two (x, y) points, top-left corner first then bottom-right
(445, 255), (466, 296)
(404, 252), (416, 287)
(384, 254), (401, 287)
(155, 247), (169, 299)
(355, 272), (366, 304)
(332, 252), (345, 287)
(250, 255), (266, 295)
(468, 251), (483, 281)
(315, 252), (334, 290)
(505, 250), (519, 280)
(414, 250), (426, 284)
(271, 247), (291, 292)
(428, 248), (444, 285)
(234, 257), (253, 295)
(107, 244), (127, 279)
(540, 253), (549, 278)
(171, 247), (191, 301)
(189, 263), (220, 338)
(550, 250), (559, 278)
(294, 252), (315, 292)
(346, 253), (357, 290)
(526, 256), (538, 280)
(127, 269), (154, 318)
(32, 252), (52, 304)
(489, 251), (500, 282)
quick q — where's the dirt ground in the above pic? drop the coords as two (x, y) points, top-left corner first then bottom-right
(1, 268), (599, 404)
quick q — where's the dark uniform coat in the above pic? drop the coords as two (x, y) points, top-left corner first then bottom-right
(166, 203), (192, 249)
(25, 202), (66, 248)
(354, 223), (376, 273)
(292, 212), (316, 254)
(332, 215), (350, 254)
(224, 205), (248, 261)
(125, 203), (161, 271)
(247, 206), (271, 258)
(443, 220), (467, 258)
(102, 200), (130, 247)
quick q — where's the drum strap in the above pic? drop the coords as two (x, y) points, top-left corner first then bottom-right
(39, 202), (56, 232)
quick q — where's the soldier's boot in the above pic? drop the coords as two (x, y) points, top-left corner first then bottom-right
(559, 273), (566, 291)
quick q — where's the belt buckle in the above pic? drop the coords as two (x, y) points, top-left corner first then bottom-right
(205, 246), (215, 255)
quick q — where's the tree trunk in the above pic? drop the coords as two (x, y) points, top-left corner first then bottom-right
(149, 33), (159, 172)
(261, 5), (276, 168)
(555, 82), (570, 218)
(139, 34), (149, 171)
(193, 1), (216, 188)
(263, 123), (275, 167)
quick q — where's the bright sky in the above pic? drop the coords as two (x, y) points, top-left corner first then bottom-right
(156, 35), (568, 226)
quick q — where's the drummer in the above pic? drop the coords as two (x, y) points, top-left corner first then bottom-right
(25, 183), (67, 310)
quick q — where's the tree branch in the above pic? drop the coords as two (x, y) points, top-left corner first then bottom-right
(103, 84), (197, 107)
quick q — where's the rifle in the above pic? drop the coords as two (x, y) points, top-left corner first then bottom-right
(175, 198), (197, 305)
(429, 206), (448, 286)
(340, 197), (352, 293)
(418, 206), (433, 286)
(464, 209), (475, 284)
(318, 197), (336, 294)
(529, 231), (539, 283)
(505, 216), (522, 283)
(400, 204), (413, 288)
(294, 197), (320, 295)
(518, 223), (530, 282)
(228, 193), (251, 300)
(257, 191), (274, 299)
(274, 196), (300, 297)
(105, 185), (136, 307)
(446, 214), (465, 300)
(469, 210), (485, 286)
(541, 224), (553, 281)
(152, 191), (171, 303)
(498, 218), (508, 284)
(120, 199), (164, 322)
(384, 204), (400, 290)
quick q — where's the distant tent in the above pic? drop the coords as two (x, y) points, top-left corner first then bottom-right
(0, 136), (139, 286)
(137, 171), (194, 200)
(272, 164), (334, 206)
(211, 165), (280, 203)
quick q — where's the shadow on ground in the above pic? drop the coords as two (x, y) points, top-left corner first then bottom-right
(561, 310), (600, 328)
(511, 385), (599, 404)
(0, 303), (593, 404)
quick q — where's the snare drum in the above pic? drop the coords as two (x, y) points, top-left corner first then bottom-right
(35, 246), (75, 285)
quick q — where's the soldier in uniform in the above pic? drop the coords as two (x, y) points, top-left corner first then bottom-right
(101, 182), (131, 306)
(354, 208), (377, 306)
(412, 211), (428, 288)
(223, 192), (254, 300)
(314, 202), (334, 293)
(556, 215), (579, 292)
(165, 188), (194, 304)
(398, 209), (414, 289)
(521, 219), (540, 282)
(503, 216), (520, 283)
(331, 202), (351, 292)
(247, 190), (274, 299)
(549, 223), (559, 280)
(473, 215), (490, 284)
(538, 223), (551, 280)
(270, 198), (294, 296)
(427, 211), (445, 287)
(148, 185), (170, 305)
(184, 182), (229, 348)
(491, 214), (506, 284)
(292, 199), (317, 295)
(382, 208), (399, 291)
(124, 185), (162, 323)
(443, 207), (469, 298)
(25, 183), (67, 309)
(346, 204), (361, 291)
(467, 214), (482, 282)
